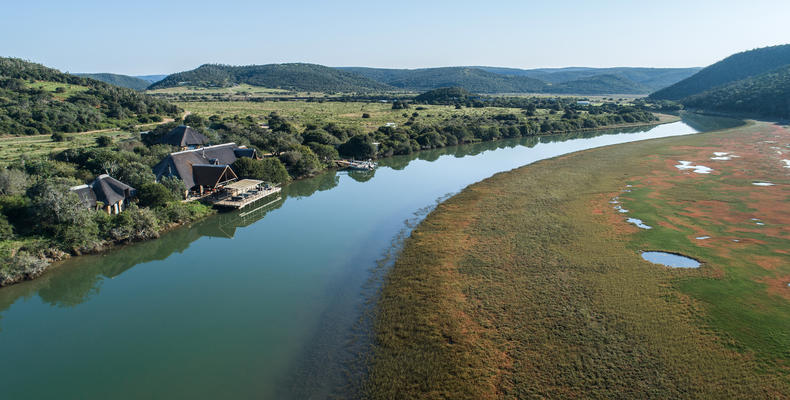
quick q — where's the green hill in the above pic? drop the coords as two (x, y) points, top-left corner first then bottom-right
(75, 73), (151, 91)
(135, 74), (167, 84)
(475, 66), (700, 92)
(682, 65), (790, 119)
(341, 66), (694, 94)
(549, 74), (650, 94)
(651, 44), (790, 100)
(413, 87), (473, 104)
(0, 57), (180, 135)
(342, 67), (549, 93)
(149, 63), (391, 92)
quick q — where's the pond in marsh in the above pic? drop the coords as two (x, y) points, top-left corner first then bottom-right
(0, 115), (739, 399)
(642, 251), (701, 268)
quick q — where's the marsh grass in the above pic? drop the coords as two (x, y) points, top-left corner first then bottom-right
(367, 121), (790, 398)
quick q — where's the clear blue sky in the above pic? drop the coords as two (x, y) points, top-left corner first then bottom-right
(2, 0), (788, 75)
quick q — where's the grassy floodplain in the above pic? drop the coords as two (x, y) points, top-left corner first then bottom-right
(175, 99), (658, 135)
(367, 120), (790, 398)
(178, 100), (526, 132)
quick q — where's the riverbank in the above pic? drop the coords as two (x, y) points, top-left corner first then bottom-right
(0, 201), (214, 287)
(367, 120), (790, 398)
(0, 113), (678, 289)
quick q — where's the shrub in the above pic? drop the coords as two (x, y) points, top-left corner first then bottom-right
(339, 135), (377, 159)
(109, 204), (159, 242)
(137, 182), (175, 208)
(0, 251), (49, 286)
(0, 168), (28, 195)
(95, 135), (113, 147)
(159, 176), (186, 200)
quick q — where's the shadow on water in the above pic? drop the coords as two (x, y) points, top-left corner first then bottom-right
(0, 114), (743, 398)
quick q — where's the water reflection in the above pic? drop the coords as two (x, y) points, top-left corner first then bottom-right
(0, 114), (743, 399)
(0, 116), (740, 322)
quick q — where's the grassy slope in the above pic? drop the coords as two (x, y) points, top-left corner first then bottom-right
(75, 73), (151, 91)
(0, 130), (132, 164)
(368, 120), (790, 398)
(148, 63), (391, 92)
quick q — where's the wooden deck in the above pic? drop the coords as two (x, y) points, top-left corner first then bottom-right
(213, 186), (282, 209)
(334, 159), (376, 170)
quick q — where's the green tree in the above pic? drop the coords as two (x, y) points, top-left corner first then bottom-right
(109, 204), (159, 242)
(338, 135), (376, 159)
(137, 182), (175, 208)
(0, 168), (28, 195)
(280, 145), (321, 178)
(231, 157), (290, 183)
(95, 135), (113, 147)
(159, 176), (186, 200)
(27, 179), (99, 250)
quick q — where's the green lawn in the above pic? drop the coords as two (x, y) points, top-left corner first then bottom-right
(23, 80), (90, 100)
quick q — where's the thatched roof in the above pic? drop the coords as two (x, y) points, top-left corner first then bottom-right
(153, 143), (256, 190)
(192, 164), (238, 188)
(93, 174), (135, 205)
(160, 125), (209, 147)
(70, 174), (136, 208)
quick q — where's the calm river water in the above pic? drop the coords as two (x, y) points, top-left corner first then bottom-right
(0, 115), (738, 399)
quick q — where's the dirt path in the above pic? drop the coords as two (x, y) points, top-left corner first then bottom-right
(0, 110), (189, 139)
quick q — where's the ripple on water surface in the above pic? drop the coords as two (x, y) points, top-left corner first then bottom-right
(641, 251), (701, 268)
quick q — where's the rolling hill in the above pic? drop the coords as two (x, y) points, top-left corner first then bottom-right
(152, 63), (701, 95)
(0, 57), (180, 135)
(135, 74), (168, 84)
(650, 44), (790, 100)
(75, 73), (151, 91)
(549, 74), (651, 94)
(148, 63), (392, 92)
(474, 66), (700, 92)
(341, 66), (696, 94)
(346, 67), (549, 93)
(681, 64), (790, 119)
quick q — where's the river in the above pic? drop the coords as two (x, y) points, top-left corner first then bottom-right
(0, 115), (739, 399)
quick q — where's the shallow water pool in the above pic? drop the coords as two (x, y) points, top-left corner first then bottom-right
(641, 251), (701, 268)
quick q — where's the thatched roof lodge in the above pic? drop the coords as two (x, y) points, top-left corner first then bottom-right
(153, 143), (257, 196)
(70, 174), (136, 215)
(159, 125), (209, 149)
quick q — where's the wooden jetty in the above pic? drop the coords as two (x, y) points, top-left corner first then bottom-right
(211, 179), (282, 209)
(334, 159), (377, 171)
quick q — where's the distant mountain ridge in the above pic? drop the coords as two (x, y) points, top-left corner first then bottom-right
(471, 66), (701, 91)
(650, 44), (790, 100)
(150, 63), (700, 95)
(341, 67), (549, 93)
(340, 66), (699, 94)
(75, 73), (151, 91)
(135, 74), (167, 84)
(148, 63), (391, 92)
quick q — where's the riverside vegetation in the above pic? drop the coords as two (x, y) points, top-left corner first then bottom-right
(0, 60), (661, 288)
(0, 90), (661, 287)
(366, 120), (790, 398)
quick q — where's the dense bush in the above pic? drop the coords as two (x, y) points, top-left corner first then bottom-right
(231, 157), (290, 183)
(0, 57), (181, 136)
